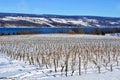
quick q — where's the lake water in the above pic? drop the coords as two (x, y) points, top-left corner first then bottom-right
(0, 27), (119, 34)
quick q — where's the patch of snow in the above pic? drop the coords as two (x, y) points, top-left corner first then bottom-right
(51, 18), (68, 23)
(109, 22), (119, 25)
(43, 71), (120, 80)
(105, 33), (120, 37)
(51, 18), (91, 26)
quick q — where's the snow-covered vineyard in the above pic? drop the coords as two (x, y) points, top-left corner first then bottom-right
(0, 34), (120, 80)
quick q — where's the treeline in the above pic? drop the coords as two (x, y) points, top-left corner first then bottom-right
(67, 28), (120, 35)
(67, 28), (105, 35)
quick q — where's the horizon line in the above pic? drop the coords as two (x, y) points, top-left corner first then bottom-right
(0, 12), (119, 18)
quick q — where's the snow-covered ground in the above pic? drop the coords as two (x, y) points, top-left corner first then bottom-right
(106, 33), (120, 37)
(0, 34), (120, 80)
(0, 52), (120, 80)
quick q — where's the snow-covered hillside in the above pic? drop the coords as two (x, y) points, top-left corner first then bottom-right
(0, 13), (120, 27)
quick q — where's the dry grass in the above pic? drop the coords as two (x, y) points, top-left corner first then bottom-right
(0, 34), (120, 76)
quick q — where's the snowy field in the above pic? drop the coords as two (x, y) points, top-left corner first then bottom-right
(0, 34), (120, 80)
(106, 33), (120, 37)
